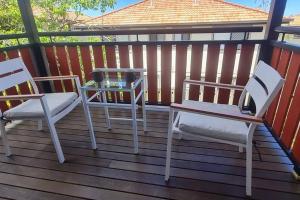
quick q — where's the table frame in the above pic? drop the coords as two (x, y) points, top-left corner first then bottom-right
(80, 68), (147, 154)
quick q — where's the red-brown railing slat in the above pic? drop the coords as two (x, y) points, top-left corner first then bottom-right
(0, 51), (9, 112)
(270, 47), (282, 69)
(265, 49), (292, 127)
(67, 46), (83, 84)
(175, 44), (187, 103)
(56, 46), (73, 92)
(203, 44), (220, 102)
(6, 50), (22, 107)
(79, 46), (93, 82)
(106, 45), (117, 68)
(291, 121), (300, 164)
(160, 45), (172, 105)
(233, 44), (255, 105)
(18, 48), (33, 94)
(0, 90), (8, 112)
(132, 45), (143, 68)
(218, 44), (237, 104)
(147, 45), (157, 104)
(273, 52), (300, 137)
(132, 45), (144, 102)
(105, 45), (118, 102)
(44, 47), (63, 92)
(281, 76), (300, 148)
(92, 46), (104, 68)
(189, 45), (203, 101)
(80, 46), (95, 98)
(20, 48), (37, 77)
(119, 45), (130, 102)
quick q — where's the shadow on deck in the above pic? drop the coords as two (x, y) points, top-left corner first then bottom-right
(0, 106), (299, 200)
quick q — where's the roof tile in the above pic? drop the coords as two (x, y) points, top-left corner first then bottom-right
(83, 0), (271, 27)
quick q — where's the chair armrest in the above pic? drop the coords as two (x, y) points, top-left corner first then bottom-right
(171, 103), (263, 124)
(33, 75), (79, 81)
(0, 94), (45, 101)
(184, 80), (244, 91)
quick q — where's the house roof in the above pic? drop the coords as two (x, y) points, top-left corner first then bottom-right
(81, 0), (279, 28)
(290, 14), (300, 26)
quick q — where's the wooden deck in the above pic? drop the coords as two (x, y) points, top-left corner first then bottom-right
(0, 106), (300, 200)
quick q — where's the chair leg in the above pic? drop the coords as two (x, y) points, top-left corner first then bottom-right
(37, 119), (43, 131)
(40, 97), (65, 163)
(246, 143), (252, 196)
(81, 96), (97, 150)
(131, 91), (139, 154)
(0, 120), (11, 156)
(165, 109), (174, 181)
(47, 121), (65, 163)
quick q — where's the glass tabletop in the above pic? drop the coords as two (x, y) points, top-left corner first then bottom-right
(84, 78), (138, 91)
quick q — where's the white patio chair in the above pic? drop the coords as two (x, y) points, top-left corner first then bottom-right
(0, 58), (97, 163)
(165, 61), (284, 196)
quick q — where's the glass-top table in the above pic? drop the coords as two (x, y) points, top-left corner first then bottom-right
(80, 68), (147, 154)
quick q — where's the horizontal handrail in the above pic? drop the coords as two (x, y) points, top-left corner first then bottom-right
(38, 26), (264, 37)
(271, 40), (300, 53)
(0, 44), (32, 51)
(0, 33), (28, 40)
(275, 26), (300, 35)
(40, 39), (266, 46)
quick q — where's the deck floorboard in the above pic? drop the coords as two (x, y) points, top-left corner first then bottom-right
(1, 107), (299, 200)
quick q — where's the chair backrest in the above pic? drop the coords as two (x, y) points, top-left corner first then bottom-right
(238, 60), (284, 117)
(0, 57), (39, 94)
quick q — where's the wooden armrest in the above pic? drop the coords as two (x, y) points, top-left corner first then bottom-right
(0, 94), (45, 101)
(33, 75), (78, 81)
(184, 80), (244, 91)
(171, 103), (263, 124)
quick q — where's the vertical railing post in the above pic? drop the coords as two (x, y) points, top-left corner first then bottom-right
(259, 0), (287, 63)
(18, 0), (52, 92)
(249, 0), (287, 113)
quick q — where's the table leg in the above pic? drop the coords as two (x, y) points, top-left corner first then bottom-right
(101, 90), (111, 130)
(141, 89), (147, 132)
(80, 88), (97, 149)
(131, 90), (138, 154)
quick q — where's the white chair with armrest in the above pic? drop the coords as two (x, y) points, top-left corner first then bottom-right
(165, 61), (284, 196)
(0, 58), (97, 163)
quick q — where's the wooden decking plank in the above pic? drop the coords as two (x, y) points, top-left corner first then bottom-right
(7, 130), (291, 165)
(7, 128), (286, 162)
(0, 144), (293, 184)
(3, 139), (292, 176)
(0, 151), (296, 199)
(0, 172), (163, 200)
(3, 134), (293, 173)
(0, 161), (240, 200)
(7, 122), (287, 157)
(109, 160), (300, 194)
(6, 121), (287, 157)
(0, 155), (245, 199)
(0, 145), (296, 198)
(0, 107), (298, 200)
(0, 183), (83, 200)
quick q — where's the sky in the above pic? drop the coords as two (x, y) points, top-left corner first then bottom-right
(83, 0), (300, 17)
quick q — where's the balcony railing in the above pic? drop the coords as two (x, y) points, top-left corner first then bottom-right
(0, 25), (300, 176)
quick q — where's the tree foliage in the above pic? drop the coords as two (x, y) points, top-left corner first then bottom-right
(0, 0), (24, 34)
(33, 0), (116, 31)
(0, 0), (116, 34)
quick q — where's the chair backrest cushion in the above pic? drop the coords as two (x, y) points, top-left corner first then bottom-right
(243, 61), (284, 117)
(0, 57), (38, 93)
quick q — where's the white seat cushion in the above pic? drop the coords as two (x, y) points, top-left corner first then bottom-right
(178, 100), (249, 144)
(4, 92), (78, 119)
